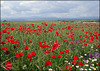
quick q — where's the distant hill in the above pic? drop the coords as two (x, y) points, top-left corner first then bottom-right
(1, 16), (99, 21)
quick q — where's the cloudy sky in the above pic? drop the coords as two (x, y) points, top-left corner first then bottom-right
(1, 1), (99, 19)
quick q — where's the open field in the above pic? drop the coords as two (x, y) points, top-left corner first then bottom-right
(1, 21), (60, 25)
(0, 21), (100, 71)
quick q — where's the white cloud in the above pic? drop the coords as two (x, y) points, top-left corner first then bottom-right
(19, 1), (37, 5)
(1, 1), (99, 19)
(47, 13), (69, 18)
(68, 5), (88, 17)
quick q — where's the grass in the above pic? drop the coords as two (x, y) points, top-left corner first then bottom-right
(0, 21), (100, 71)
(1, 21), (60, 24)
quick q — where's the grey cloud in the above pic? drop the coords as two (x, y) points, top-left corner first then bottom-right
(1, 1), (99, 18)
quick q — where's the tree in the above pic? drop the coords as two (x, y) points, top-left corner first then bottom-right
(3, 20), (7, 22)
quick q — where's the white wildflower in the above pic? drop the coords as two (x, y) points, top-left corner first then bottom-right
(96, 66), (98, 68)
(72, 65), (74, 67)
(92, 67), (96, 70)
(76, 66), (79, 68)
(80, 68), (83, 70)
(91, 46), (93, 48)
(89, 58), (91, 60)
(89, 68), (91, 71)
(80, 56), (83, 58)
(48, 68), (52, 71)
(22, 65), (27, 69)
(94, 59), (97, 61)
(85, 64), (89, 67)
(84, 54), (87, 56)
(68, 62), (70, 64)
(92, 59), (94, 62)
(86, 60), (89, 63)
(96, 49), (98, 51)
(91, 64), (94, 66)
(65, 61), (68, 63)
(84, 69), (87, 71)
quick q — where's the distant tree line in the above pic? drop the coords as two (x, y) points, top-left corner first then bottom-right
(3, 20), (7, 22)
(59, 19), (100, 22)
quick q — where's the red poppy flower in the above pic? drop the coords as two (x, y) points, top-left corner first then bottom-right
(7, 32), (10, 34)
(54, 40), (58, 44)
(2, 23), (4, 25)
(4, 50), (10, 55)
(66, 32), (69, 35)
(68, 26), (71, 30)
(86, 32), (88, 34)
(2, 30), (7, 33)
(97, 45), (100, 47)
(2, 47), (7, 50)
(59, 51), (64, 54)
(27, 54), (32, 59)
(70, 41), (73, 44)
(32, 52), (36, 56)
(52, 50), (55, 53)
(0, 41), (6, 46)
(5, 62), (12, 70)
(5, 23), (7, 25)
(44, 50), (49, 54)
(70, 34), (73, 37)
(15, 40), (19, 44)
(64, 39), (67, 42)
(19, 52), (23, 57)
(66, 65), (72, 71)
(23, 40), (26, 43)
(39, 42), (42, 44)
(80, 39), (82, 41)
(45, 60), (52, 66)
(10, 40), (15, 44)
(90, 37), (93, 41)
(73, 56), (78, 60)
(78, 62), (84, 66)
(10, 27), (15, 31)
(57, 55), (62, 58)
(29, 40), (32, 43)
(52, 44), (59, 48)
(13, 45), (16, 49)
(16, 44), (20, 47)
(95, 36), (99, 39)
(50, 26), (53, 29)
(56, 32), (59, 36)
(84, 40), (86, 42)
(84, 43), (88, 46)
(30, 58), (32, 61)
(72, 60), (77, 65)
(79, 35), (82, 38)
(15, 54), (19, 57)
(10, 36), (13, 39)
(98, 62), (100, 65)
(24, 46), (29, 50)
(51, 55), (56, 59)
(45, 23), (47, 26)
(65, 50), (69, 53)
(44, 41), (46, 43)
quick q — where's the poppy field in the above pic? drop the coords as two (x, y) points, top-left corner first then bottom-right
(0, 21), (100, 71)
